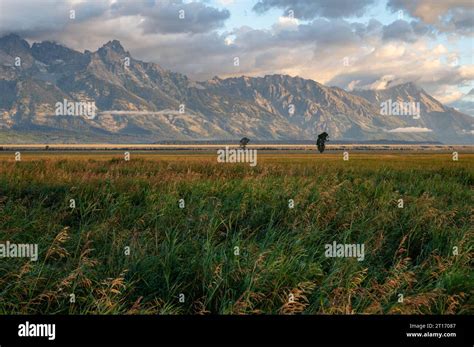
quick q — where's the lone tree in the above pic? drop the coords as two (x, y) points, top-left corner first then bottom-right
(240, 137), (250, 149)
(316, 132), (329, 153)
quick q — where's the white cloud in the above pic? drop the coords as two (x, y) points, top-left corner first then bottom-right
(431, 85), (465, 104)
(274, 16), (299, 32)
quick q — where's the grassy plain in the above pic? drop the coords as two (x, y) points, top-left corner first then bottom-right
(0, 151), (472, 314)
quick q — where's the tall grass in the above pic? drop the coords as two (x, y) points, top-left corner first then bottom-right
(0, 153), (472, 314)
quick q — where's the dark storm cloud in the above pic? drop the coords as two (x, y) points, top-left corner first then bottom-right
(382, 20), (433, 42)
(253, 0), (376, 19)
(0, 0), (230, 37)
(111, 0), (230, 34)
(0, 0), (109, 38)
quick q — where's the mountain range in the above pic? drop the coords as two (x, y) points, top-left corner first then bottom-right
(0, 34), (472, 144)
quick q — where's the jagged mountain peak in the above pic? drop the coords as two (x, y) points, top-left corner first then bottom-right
(0, 33), (30, 54)
(31, 41), (85, 65)
(0, 33), (28, 44)
(99, 40), (127, 54)
(95, 39), (130, 67)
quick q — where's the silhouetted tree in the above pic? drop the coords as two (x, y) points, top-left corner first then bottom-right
(316, 132), (329, 153)
(240, 137), (250, 149)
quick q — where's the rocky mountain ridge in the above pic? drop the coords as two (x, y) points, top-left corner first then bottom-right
(0, 34), (472, 144)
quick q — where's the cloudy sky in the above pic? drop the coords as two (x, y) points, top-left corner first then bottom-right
(0, 0), (472, 107)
